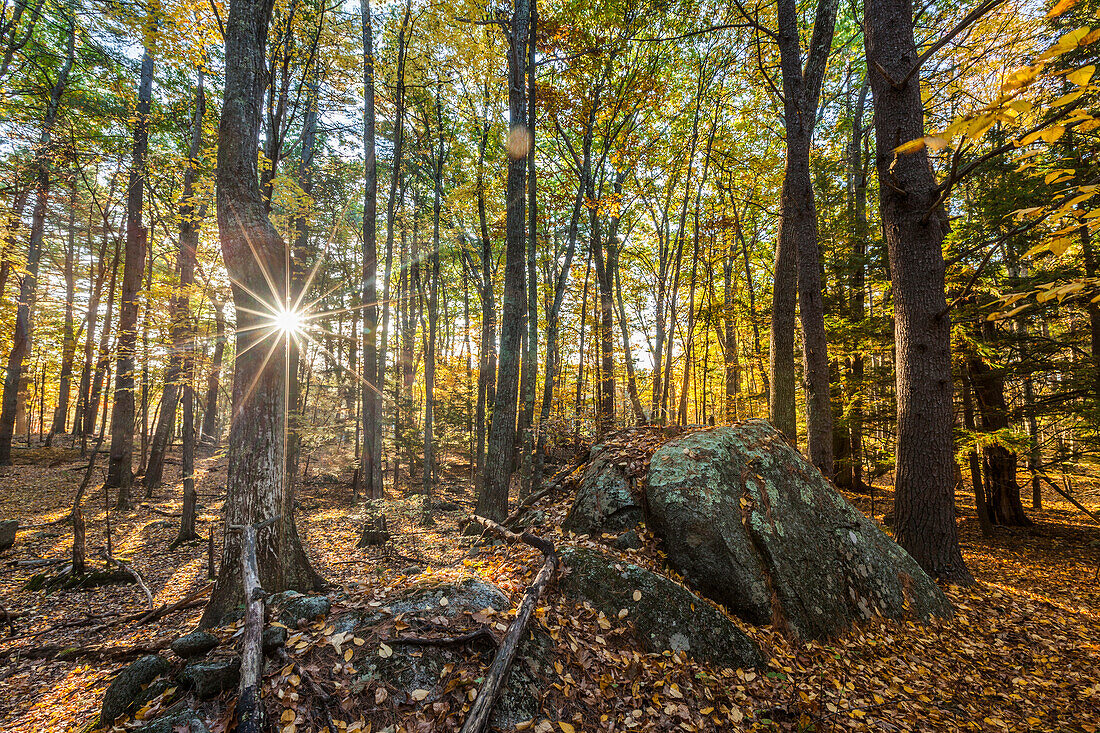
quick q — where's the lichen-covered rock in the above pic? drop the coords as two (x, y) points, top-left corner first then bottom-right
(179, 656), (241, 699)
(329, 578), (550, 729)
(272, 591), (332, 627)
(101, 654), (170, 725)
(557, 546), (762, 670)
(645, 419), (952, 640)
(171, 631), (219, 659)
(0, 519), (18, 551)
(562, 442), (643, 536)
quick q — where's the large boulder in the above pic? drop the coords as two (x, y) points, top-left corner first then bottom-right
(101, 654), (171, 725)
(562, 442), (643, 536)
(557, 546), (762, 670)
(645, 419), (952, 640)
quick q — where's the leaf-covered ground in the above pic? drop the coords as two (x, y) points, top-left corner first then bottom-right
(0, 441), (1098, 732)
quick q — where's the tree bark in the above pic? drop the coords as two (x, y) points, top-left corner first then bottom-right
(477, 0), (531, 521)
(107, 46), (154, 504)
(772, 0), (838, 472)
(0, 15), (73, 465)
(202, 0), (322, 625)
(48, 179), (78, 442)
(864, 0), (972, 583)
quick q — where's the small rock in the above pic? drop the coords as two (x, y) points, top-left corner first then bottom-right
(171, 631), (218, 659)
(263, 626), (288, 655)
(0, 520), (18, 552)
(612, 529), (643, 551)
(432, 499), (462, 512)
(180, 656), (241, 699)
(101, 654), (170, 725)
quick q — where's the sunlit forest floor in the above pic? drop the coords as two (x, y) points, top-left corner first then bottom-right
(0, 441), (1098, 732)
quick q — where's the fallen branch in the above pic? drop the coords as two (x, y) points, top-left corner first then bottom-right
(231, 519), (273, 733)
(384, 626), (498, 648)
(1039, 474), (1100, 525)
(100, 550), (155, 610)
(459, 516), (558, 733)
(0, 639), (172, 663)
(91, 583), (211, 633)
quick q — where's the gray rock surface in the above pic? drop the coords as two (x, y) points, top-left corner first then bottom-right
(0, 519), (18, 551)
(645, 419), (952, 640)
(557, 546), (762, 669)
(101, 654), (170, 725)
(171, 631), (218, 659)
(562, 442), (643, 536)
(273, 591), (332, 627)
(180, 656), (241, 699)
(330, 578), (549, 729)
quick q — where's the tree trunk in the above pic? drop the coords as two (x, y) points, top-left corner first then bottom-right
(200, 294), (225, 446)
(203, 0), (322, 625)
(174, 69), (206, 545)
(47, 179), (78, 443)
(0, 15), (73, 465)
(477, 0), (530, 521)
(773, 0), (838, 472)
(107, 47), (154, 504)
(357, 0), (381, 505)
(864, 0), (972, 583)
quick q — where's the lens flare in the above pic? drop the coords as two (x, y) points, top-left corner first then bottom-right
(271, 306), (305, 336)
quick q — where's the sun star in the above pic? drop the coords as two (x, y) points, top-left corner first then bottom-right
(271, 306), (306, 336)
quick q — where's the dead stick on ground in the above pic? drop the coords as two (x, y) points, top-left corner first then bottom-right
(232, 518), (276, 733)
(100, 550), (155, 610)
(1039, 474), (1100, 525)
(90, 583), (211, 633)
(459, 516), (558, 733)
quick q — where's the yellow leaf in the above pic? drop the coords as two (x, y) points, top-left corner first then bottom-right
(344, 648), (353, 662)
(1047, 0), (1080, 18)
(1041, 125), (1067, 143)
(559, 723), (576, 733)
(1069, 65), (1096, 86)
(378, 643), (393, 658)
(894, 137), (927, 154)
(411, 689), (430, 701)
(632, 590), (642, 602)
(282, 710), (297, 723)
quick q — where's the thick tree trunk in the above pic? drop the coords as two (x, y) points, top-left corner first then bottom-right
(864, 0), (972, 583)
(477, 0), (530, 521)
(203, 0), (322, 625)
(0, 16), (73, 465)
(107, 47), (154, 504)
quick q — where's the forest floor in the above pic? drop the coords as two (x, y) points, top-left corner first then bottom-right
(0, 440), (1098, 732)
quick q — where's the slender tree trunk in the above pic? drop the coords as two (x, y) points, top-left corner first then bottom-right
(203, 0), (323, 626)
(357, 0), (380, 505)
(0, 14), (73, 465)
(772, 0), (838, 470)
(962, 369), (993, 537)
(86, 237), (119, 437)
(477, 0), (531, 521)
(864, 0), (972, 583)
(107, 47), (155, 505)
(48, 178), (78, 442)
(173, 69), (206, 544)
(200, 295), (225, 446)
(422, 88), (445, 521)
